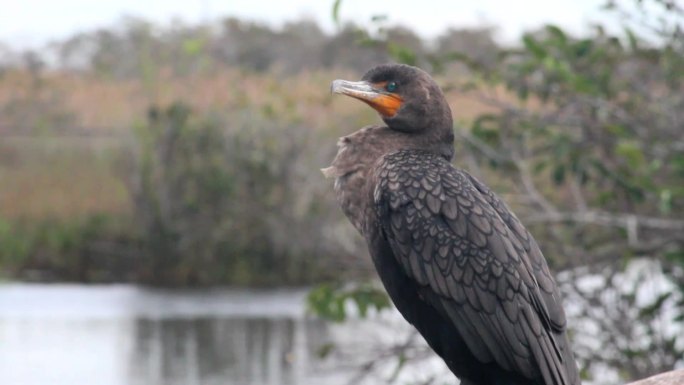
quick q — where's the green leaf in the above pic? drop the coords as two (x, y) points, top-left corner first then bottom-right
(471, 114), (501, 144)
(533, 160), (549, 174)
(601, 1), (616, 10)
(664, 249), (684, 264)
(523, 35), (547, 60)
(639, 292), (673, 318)
(659, 189), (672, 214)
(388, 43), (417, 65)
(332, 0), (343, 26)
(671, 154), (684, 176)
(388, 352), (408, 382)
(370, 14), (388, 23)
(306, 283), (391, 322)
(182, 38), (205, 57)
(573, 39), (593, 57)
(516, 84), (529, 100)
(615, 140), (645, 168)
(605, 124), (627, 137)
(625, 27), (639, 51)
(546, 25), (567, 46)
(316, 343), (336, 358)
(552, 165), (566, 185)
(307, 284), (345, 322)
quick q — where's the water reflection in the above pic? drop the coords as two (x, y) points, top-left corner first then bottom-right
(129, 317), (327, 385)
(0, 285), (333, 385)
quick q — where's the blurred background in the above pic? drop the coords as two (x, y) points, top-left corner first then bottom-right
(0, 0), (683, 384)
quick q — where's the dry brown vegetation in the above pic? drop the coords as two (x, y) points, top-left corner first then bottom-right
(0, 62), (512, 288)
(0, 69), (501, 221)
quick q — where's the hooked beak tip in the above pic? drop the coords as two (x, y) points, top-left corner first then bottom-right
(330, 79), (347, 95)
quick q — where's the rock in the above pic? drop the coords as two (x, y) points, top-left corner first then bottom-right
(626, 370), (684, 385)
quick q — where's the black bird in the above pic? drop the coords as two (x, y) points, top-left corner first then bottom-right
(323, 64), (580, 385)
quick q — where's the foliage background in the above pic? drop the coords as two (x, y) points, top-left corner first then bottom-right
(0, 0), (682, 383)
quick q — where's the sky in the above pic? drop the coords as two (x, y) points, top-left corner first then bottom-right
(0, 0), (639, 49)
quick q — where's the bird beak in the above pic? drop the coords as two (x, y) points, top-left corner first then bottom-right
(331, 79), (403, 118)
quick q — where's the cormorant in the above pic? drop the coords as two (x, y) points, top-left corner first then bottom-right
(323, 64), (580, 385)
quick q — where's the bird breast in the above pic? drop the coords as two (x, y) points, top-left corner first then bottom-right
(322, 126), (391, 233)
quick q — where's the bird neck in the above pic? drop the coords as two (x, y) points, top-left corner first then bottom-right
(382, 97), (454, 161)
(394, 124), (455, 162)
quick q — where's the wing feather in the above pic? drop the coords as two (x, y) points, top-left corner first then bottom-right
(374, 150), (579, 385)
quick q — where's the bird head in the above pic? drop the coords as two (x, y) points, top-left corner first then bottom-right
(331, 63), (453, 135)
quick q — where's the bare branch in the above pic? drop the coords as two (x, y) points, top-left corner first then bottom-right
(524, 211), (684, 231)
(513, 156), (559, 215)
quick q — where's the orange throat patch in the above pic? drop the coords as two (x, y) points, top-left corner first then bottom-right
(362, 93), (403, 118)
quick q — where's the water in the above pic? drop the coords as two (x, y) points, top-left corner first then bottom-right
(11, 275), (669, 385)
(0, 284), (339, 385)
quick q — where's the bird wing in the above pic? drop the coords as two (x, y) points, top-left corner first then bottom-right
(373, 150), (578, 385)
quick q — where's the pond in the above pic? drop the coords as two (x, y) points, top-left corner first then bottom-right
(2, 261), (680, 385)
(0, 284), (354, 385)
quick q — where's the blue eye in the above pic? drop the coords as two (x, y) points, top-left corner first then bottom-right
(386, 81), (397, 92)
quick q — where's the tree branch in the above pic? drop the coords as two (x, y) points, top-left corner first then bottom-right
(524, 211), (684, 231)
(625, 370), (684, 385)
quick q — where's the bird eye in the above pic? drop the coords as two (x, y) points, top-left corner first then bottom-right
(386, 81), (398, 92)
